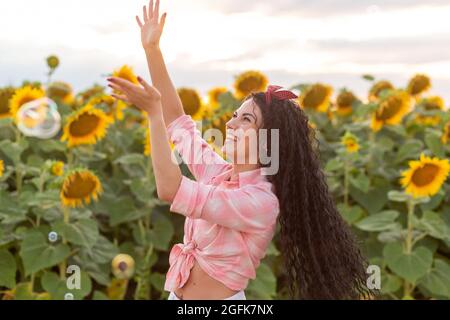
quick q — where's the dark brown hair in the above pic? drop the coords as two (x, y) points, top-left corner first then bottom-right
(247, 92), (374, 299)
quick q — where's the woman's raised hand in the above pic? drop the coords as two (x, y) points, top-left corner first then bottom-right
(107, 76), (162, 117)
(136, 0), (167, 51)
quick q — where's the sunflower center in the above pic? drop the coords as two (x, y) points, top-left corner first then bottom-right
(239, 77), (263, 93)
(411, 164), (439, 187)
(69, 113), (100, 137)
(303, 86), (328, 109)
(64, 173), (97, 198)
(376, 97), (402, 121)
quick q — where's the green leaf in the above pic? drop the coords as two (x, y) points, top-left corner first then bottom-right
(92, 290), (109, 300)
(337, 204), (364, 225)
(381, 273), (402, 294)
(349, 172), (370, 193)
(425, 130), (445, 158)
(0, 190), (28, 225)
(414, 211), (450, 241)
(325, 158), (344, 172)
(388, 190), (410, 202)
(105, 197), (143, 227)
(349, 184), (389, 214)
(266, 241), (280, 256)
(34, 139), (67, 153)
(41, 271), (92, 300)
(355, 210), (400, 232)
(383, 243), (433, 283)
(247, 262), (277, 300)
(148, 214), (175, 251)
(418, 259), (450, 299)
(53, 218), (100, 250)
(19, 230), (71, 276)
(84, 235), (119, 264)
(395, 140), (423, 164)
(114, 153), (146, 166)
(0, 249), (16, 288)
(150, 272), (166, 292)
(0, 139), (29, 163)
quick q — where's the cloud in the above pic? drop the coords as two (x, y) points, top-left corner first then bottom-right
(204, 0), (450, 16)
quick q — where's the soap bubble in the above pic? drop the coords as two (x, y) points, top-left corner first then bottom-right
(48, 231), (58, 243)
(64, 293), (74, 300)
(17, 97), (61, 139)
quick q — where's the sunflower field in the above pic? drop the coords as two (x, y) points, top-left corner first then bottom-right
(0, 56), (450, 300)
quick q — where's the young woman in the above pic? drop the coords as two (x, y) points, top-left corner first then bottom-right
(107, 0), (373, 300)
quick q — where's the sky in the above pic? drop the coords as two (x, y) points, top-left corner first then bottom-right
(1, 0), (450, 102)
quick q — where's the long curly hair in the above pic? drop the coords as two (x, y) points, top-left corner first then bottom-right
(247, 92), (373, 300)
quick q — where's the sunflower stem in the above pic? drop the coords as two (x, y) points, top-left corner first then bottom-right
(367, 130), (376, 173)
(59, 206), (70, 280)
(403, 198), (415, 298)
(344, 153), (350, 207)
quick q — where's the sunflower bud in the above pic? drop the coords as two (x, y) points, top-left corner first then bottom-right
(47, 55), (60, 70)
(111, 254), (135, 280)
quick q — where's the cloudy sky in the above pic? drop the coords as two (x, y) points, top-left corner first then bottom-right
(1, 0), (450, 102)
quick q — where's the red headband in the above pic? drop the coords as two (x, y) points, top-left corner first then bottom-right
(265, 85), (298, 105)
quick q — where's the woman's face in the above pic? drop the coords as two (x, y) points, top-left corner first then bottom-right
(222, 98), (263, 165)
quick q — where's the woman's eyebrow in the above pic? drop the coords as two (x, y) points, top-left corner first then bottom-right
(242, 113), (257, 121)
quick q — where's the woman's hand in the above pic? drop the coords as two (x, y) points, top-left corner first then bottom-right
(107, 76), (162, 118)
(136, 0), (167, 51)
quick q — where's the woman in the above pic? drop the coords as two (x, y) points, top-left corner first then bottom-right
(107, 0), (373, 300)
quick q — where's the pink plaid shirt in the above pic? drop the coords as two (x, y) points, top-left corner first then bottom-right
(164, 114), (280, 293)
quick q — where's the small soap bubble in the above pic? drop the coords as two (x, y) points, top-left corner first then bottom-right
(64, 293), (74, 300)
(48, 231), (58, 243)
(17, 97), (61, 139)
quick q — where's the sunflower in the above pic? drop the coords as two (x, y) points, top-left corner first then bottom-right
(46, 82), (74, 105)
(442, 121), (450, 144)
(369, 80), (394, 101)
(341, 132), (360, 153)
(299, 83), (333, 113)
(111, 254), (135, 280)
(144, 126), (151, 156)
(46, 55), (60, 70)
(371, 90), (411, 132)
(208, 87), (228, 110)
(60, 169), (103, 208)
(51, 161), (65, 177)
(177, 87), (204, 120)
(400, 153), (450, 198)
(234, 71), (268, 100)
(407, 74), (431, 96)
(0, 87), (16, 119)
(61, 104), (113, 148)
(0, 159), (4, 178)
(336, 91), (357, 116)
(77, 85), (105, 106)
(112, 65), (139, 95)
(414, 96), (445, 126)
(89, 95), (127, 121)
(9, 86), (45, 122)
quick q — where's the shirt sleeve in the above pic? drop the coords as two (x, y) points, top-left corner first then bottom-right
(167, 114), (231, 183)
(169, 176), (280, 233)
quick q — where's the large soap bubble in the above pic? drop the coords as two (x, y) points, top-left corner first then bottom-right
(17, 97), (61, 139)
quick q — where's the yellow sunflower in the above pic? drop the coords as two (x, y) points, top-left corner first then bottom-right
(369, 80), (394, 102)
(61, 104), (113, 148)
(77, 85), (105, 106)
(177, 87), (204, 120)
(112, 254), (135, 280)
(144, 126), (151, 156)
(414, 96), (445, 126)
(9, 86), (45, 122)
(299, 83), (333, 113)
(234, 71), (268, 100)
(89, 95), (127, 121)
(0, 159), (4, 178)
(46, 82), (74, 105)
(208, 87), (228, 110)
(371, 90), (411, 132)
(60, 169), (103, 208)
(0, 87), (16, 119)
(51, 161), (65, 177)
(400, 153), (450, 198)
(112, 65), (139, 94)
(336, 91), (357, 116)
(442, 121), (450, 144)
(407, 74), (431, 96)
(341, 132), (360, 153)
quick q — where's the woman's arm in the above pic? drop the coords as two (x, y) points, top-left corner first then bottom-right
(107, 77), (182, 202)
(136, 0), (184, 127)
